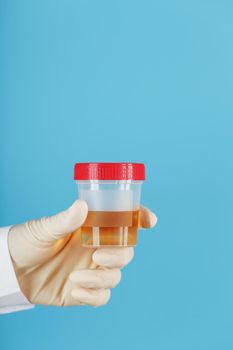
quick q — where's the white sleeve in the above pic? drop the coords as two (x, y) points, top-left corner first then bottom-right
(0, 226), (35, 314)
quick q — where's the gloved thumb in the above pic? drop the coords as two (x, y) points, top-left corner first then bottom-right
(27, 200), (88, 243)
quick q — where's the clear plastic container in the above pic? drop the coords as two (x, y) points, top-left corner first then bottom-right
(74, 163), (145, 247)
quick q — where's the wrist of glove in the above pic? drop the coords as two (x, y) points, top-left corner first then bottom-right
(8, 200), (157, 307)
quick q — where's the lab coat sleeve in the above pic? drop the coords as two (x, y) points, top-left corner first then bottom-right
(0, 226), (35, 314)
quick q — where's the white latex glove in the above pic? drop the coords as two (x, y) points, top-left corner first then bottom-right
(8, 200), (157, 307)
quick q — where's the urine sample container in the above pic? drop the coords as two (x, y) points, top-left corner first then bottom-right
(74, 162), (145, 247)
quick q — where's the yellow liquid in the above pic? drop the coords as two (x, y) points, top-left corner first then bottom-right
(81, 210), (139, 247)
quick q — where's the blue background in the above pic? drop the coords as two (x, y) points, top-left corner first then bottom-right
(1, 0), (233, 349)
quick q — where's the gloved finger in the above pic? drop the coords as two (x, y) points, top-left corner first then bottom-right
(69, 269), (121, 289)
(139, 206), (157, 228)
(71, 288), (111, 307)
(92, 247), (134, 268)
(27, 200), (88, 242)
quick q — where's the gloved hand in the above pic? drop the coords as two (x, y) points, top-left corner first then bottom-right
(8, 200), (157, 307)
